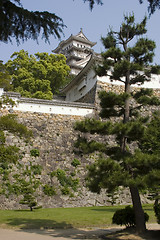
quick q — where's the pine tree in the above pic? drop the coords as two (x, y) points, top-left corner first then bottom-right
(74, 13), (160, 233)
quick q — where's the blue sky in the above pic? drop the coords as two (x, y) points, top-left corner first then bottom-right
(0, 0), (160, 63)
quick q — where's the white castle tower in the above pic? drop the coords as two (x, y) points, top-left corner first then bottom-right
(53, 29), (96, 75)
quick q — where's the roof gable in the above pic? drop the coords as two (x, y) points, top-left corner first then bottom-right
(76, 28), (89, 41)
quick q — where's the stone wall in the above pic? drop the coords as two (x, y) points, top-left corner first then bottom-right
(95, 81), (160, 113)
(76, 83), (97, 104)
(1, 110), (135, 209)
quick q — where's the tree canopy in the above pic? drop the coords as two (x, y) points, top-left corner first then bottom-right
(5, 50), (70, 99)
(74, 13), (160, 233)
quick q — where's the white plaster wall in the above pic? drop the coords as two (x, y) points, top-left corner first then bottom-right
(12, 101), (94, 116)
(72, 40), (90, 49)
(0, 88), (4, 97)
(98, 72), (160, 89)
(65, 69), (97, 102)
(65, 68), (160, 102)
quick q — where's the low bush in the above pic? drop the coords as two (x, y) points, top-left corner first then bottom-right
(112, 206), (149, 227)
(30, 149), (40, 157)
(43, 184), (56, 196)
(71, 158), (81, 167)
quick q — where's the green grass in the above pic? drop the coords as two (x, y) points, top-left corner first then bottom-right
(0, 204), (157, 229)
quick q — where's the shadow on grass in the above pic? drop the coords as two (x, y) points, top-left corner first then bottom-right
(6, 218), (73, 229)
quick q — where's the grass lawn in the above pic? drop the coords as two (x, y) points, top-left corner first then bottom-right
(0, 204), (157, 229)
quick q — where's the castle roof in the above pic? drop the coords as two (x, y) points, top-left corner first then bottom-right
(53, 29), (96, 53)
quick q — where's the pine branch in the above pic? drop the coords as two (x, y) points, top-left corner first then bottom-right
(0, 0), (65, 44)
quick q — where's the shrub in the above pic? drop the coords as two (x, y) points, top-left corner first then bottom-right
(112, 206), (149, 227)
(31, 164), (42, 175)
(71, 158), (81, 167)
(19, 193), (37, 211)
(61, 186), (70, 195)
(43, 184), (56, 196)
(0, 114), (32, 138)
(51, 168), (79, 195)
(30, 149), (40, 157)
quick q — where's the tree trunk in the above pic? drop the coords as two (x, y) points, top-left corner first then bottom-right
(130, 186), (146, 233)
(124, 73), (146, 233)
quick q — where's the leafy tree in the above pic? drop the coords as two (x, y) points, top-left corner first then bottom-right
(5, 50), (70, 99)
(74, 13), (160, 233)
(0, 61), (12, 91)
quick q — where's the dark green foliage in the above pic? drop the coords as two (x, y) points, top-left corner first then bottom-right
(0, 145), (19, 164)
(139, 111), (160, 155)
(74, 118), (112, 134)
(83, 0), (103, 9)
(154, 203), (160, 224)
(74, 137), (107, 154)
(71, 158), (81, 167)
(53, 168), (79, 194)
(19, 194), (37, 211)
(112, 206), (149, 227)
(0, 0), (104, 44)
(14, 163), (42, 210)
(99, 91), (129, 118)
(0, 0), (65, 44)
(0, 61), (12, 91)
(30, 149), (40, 158)
(0, 114), (32, 139)
(0, 130), (5, 144)
(1, 96), (15, 107)
(61, 186), (70, 195)
(30, 164), (42, 175)
(139, 0), (160, 15)
(43, 184), (56, 196)
(107, 188), (119, 205)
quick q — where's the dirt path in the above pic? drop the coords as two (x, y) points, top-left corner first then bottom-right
(0, 224), (159, 240)
(0, 226), (124, 240)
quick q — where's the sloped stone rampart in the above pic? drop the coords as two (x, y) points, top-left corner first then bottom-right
(1, 110), (134, 209)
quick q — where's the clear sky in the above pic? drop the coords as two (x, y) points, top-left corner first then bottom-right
(0, 0), (160, 63)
